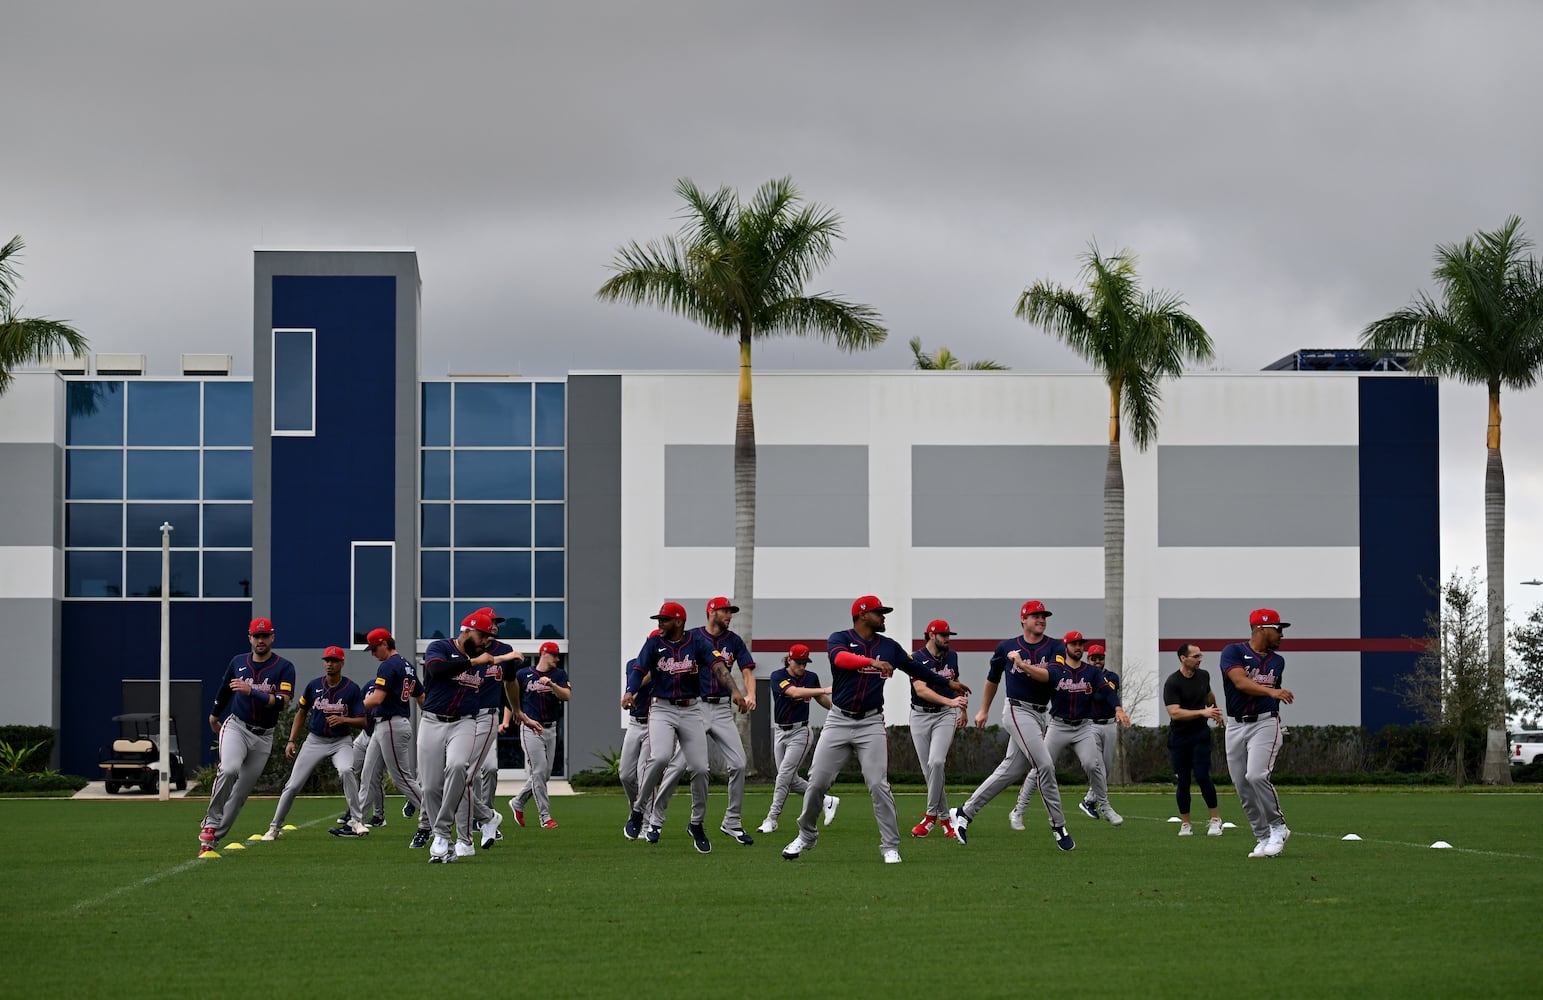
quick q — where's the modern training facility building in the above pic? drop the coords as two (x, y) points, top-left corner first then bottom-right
(0, 250), (1438, 779)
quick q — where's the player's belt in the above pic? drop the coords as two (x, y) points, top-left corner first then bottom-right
(1232, 711), (1279, 723)
(1092, 719), (1114, 724)
(629, 715), (649, 724)
(776, 721), (806, 730)
(702, 697), (726, 704)
(912, 704), (946, 714)
(656, 697), (698, 707)
(235, 719), (271, 736)
(834, 706), (882, 721)
(1054, 716), (1090, 725)
(427, 712), (465, 723)
(1009, 699), (1048, 712)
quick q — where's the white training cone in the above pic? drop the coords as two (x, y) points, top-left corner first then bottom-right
(1341, 834), (1362, 841)
(1430, 841), (1453, 849)
(1167, 816), (1181, 823)
(1222, 822), (1238, 829)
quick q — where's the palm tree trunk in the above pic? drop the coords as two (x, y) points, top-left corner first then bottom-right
(1481, 386), (1510, 784)
(1104, 386), (1129, 785)
(733, 332), (757, 774)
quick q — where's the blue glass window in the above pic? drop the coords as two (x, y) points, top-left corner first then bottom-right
(422, 451), (450, 500)
(454, 551), (530, 598)
(460, 601), (531, 641)
(67, 451), (122, 499)
(534, 382), (565, 447)
(272, 329), (315, 434)
(533, 504), (564, 548)
(455, 382), (531, 447)
(534, 451), (564, 501)
(67, 551), (122, 597)
(534, 551), (564, 598)
(455, 451), (529, 500)
(422, 383), (450, 446)
(204, 382), (253, 446)
(203, 504), (252, 547)
(126, 504), (199, 548)
(420, 601), (452, 640)
(353, 544), (393, 645)
(66, 381), (124, 445)
(534, 602), (564, 640)
(421, 504), (450, 547)
(126, 550), (199, 598)
(454, 504), (530, 548)
(203, 551), (252, 598)
(421, 550), (451, 597)
(66, 504), (122, 547)
(204, 451), (252, 500)
(127, 451), (200, 500)
(127, 382), (200, 446)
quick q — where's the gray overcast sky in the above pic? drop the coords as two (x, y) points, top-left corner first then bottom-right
(6, 0), (1543, 614)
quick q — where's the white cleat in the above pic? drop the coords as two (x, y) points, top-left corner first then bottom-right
(454, 840), (477, 858)
(429, 836), (454, 863)
(781, 835), (813, 860)
(480, 810), (503, 849)
(757, 818), (778, 834)
(261, 828), (278, 842)
(1207, 818), (1224, 837)
(881, 848), (902, 864)
(349, 819), (371, 836)
(1008, 809), (1026, 831)
(1247, 839), (1270, 859)
(1098, 802), (1124, 827)
(822, 795), (840, 826)
(1271, 823), (1292, 846)
(1178, 823), (1193, 837)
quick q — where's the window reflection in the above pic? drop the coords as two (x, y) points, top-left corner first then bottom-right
(455, 451), (529, 500)
(67, 504), (122, 548)
(534, 382), (565, 446)
(204, 382), (253, 446)
(455, 551), (530, 598)
(67, 551), (122, 597)
(203, 504), (252, 547)
(203, 551), (252, 598)
(126, 550), (199, 598)
(126, 504), (199, 548)
(421, 504), (450, 547)
(66, 381), (124, 445)
(422, 383), (450, 447)
(455, 382), (531, 447)
(204, 451), (252, 500)
(454, 504), (530, 548)
(533, 504), (564, 548)
(128, 382), (200, 446)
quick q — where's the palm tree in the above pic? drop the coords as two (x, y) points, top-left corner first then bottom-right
(909, 337), (1009, 370)
(597, 177), (887, 762)
(1016, 244), (1214, 724)
(0, 235), (88, 395)
(1362, 216), (1543, 784)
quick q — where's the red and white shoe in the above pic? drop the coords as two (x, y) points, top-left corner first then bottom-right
(541, 819), (558, 829)
(508, 799), (526, 827)
(199, 826), (217, 846)
(941, 818), (957, 839)
(910, 815), (936, 838)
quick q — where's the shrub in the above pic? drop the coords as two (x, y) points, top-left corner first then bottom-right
(0, 726), (55, 773)
(0, 771), (88, 794)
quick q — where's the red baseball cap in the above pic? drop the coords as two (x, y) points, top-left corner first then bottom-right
(650, 601), (688, 622)
(248, 618), (275, 635)
(1063, 630), (1085, 643)
(925, 619), (955, 636)
(851, 595), (893, 617)
(706, 597), (740, 615)
(365, 628), (393, 650)
(539, 641), (560, 656)
(1020, 601), (1052, 618)
(788, 643), (812, 662)
(1249, 608), (1291, 630)
(322, 645), (347, 661)
(649, 629), (662, 637)
(1086, 643), (1107, 656)
(461, 611), (497, 634)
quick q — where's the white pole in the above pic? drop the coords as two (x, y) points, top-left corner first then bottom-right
(159, 521), (173, 802)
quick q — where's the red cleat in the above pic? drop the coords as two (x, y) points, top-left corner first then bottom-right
(199, 826), (217, 846)
(941, 818), (957, 839)
(541, 819), (558, 829)
(911, 815), (936, 838)
(514, 809), (525, 827)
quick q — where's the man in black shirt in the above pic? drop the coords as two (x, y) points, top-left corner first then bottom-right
(1163, 644), (1225, 836)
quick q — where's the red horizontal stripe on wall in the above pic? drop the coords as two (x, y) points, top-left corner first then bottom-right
(749, 637), (1426, 655)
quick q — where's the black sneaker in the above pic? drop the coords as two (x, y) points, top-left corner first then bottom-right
(328, 825), (362, 838)
(1054, 826), (1076, 852)
(719, 825), (754, 846)
(408, 829), (431, 849)
(367, 814), (387, 828)
(337, 812), (352, 824)
(403, 801), (417, 819)
(624, 810), (643, 841)
(644, 826), (660, 844)
(687, 823), (712, 854)
(1077, 800), (1099, 821)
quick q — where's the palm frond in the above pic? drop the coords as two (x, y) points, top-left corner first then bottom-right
(0, 314), (90, 393)
(0, 235), (25, 306)
(760, 294), (887, 350)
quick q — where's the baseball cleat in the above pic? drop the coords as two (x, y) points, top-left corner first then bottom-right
(541, 818), (559, 829)
(881, 848), (902, 864)
(1272, 823), (1292, 845)
(408, 829), (432, 849)
(719, 825), (753, 845)
(337, 812), (352, 825)
(480, 810), (503, 849)
(1207, 818), (1224, 837)
(367, 813), (386, 828)
(623, 810), (643, 840)
(513, 806), (527, 828)
(686, 823), (713, 854)
(948, 807), (970, 845)
(349, 818), (372, 836)
(1053, 826), (1076, 852)
(454, 841), (476, 858)
(1098, 803), (1124, 827)
(1008, 809), (1026, 831)
(757, 818), (779, 834)
(429, 836), (453, 863)
(644, 826), (660, 844)
(942, 817), (957, 839)
(1178, 822), (1194, 837)
(781, 835), (812, 860)
(260, 828), (278, 842)
(1247, 840), (1270, 859)
(1077, 800), (1099, 821)
(328, 825), (361, 838)
(403, 800), (417, 819)
(822, 795), (840, 826)
(199, 826), (217, 846)
(911, 815), (936, 838)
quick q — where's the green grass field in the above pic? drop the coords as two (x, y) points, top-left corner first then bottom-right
(5, 787), (1541, 998)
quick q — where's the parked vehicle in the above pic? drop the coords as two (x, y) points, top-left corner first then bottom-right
(1510, 731), (1543, 767)
(98, 713), (186, 793)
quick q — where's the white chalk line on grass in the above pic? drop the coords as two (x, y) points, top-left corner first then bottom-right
(1118, 811), (1540, 861)
(70, 815), (331, 913)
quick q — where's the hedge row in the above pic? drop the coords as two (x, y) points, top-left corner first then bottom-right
(0, 725), (57, 774)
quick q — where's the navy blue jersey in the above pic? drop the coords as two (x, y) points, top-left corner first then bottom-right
(625, 659), (654, 720)
(1220, 642), (1284, 718)
(297, 676), (365, 737)
(1046, 661), (1118, 721)
(1090, 668), (1120, 721)
(987, 635), (1060, 704)
(627, 630), (718, 701)
(421, 637), (483, 717)
(479, 640), (514, 711)
(211, 653), (297, 729)
(516, 666), (570, 723)
(909, 646), (959, 707)
(693, 626), (755, 698)
(369, 653), (420, 720)
(769, 666), (822, 725)
(826, 629), (950, 714)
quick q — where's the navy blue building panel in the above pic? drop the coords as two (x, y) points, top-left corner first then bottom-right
(1358, 376), (1440, 731)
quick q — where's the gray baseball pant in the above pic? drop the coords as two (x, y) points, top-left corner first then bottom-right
(351, 730), (384, 819)
(418, 714), (475, 845)
(361, 715), (428, 831)
(202, 717), (274, 840)
(765, 723), (812, 823)
(1084, 722), (1117, 804)
(909, 706), (957, 819)
(515, 727), (559, 822)
(1044, 718), (1109, 807)
(269, 732), (364, 829)
(468, 709), (500, 825)
(1226, 716), (1285, 841)
(634, 701), (709, 828)
(796, 709), (899, 852)
(619, 716), (651, 813)
(962, 702), (1064, 828)
(654, 700), (745, 830)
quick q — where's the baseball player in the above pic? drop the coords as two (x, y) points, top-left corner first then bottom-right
(359, 627), (434, 848)
(1164, 643), (1225, 836)
(198, 618), (296, 857)
(469, 610), (525, 850)
(756, 644), (838, 835)
(341, 724), (383, 827)
(1221, 608), (1296, 859)
(651, 597), (757, 845)
(508, 641), (570, 829)
(909, 620), (968, 838)
(262, 647), (370, 839)
(1076, 641), (1131, 819)
(624, 601), (745, 854)
(948, 601), (1075, 852)
(418, 610), (524, 864)
(619, 653), (656, 821)
(781, 595), (968, 865)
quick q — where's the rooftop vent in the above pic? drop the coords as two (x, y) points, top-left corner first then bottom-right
(95, 353), (146, 376)
(181, 353), (233, 376)
(34, 354), (88, 374)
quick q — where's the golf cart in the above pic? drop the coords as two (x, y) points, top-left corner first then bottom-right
(98, 713), (186, 794)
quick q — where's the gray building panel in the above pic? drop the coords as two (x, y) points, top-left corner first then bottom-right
(910, 597), (1108, 642)
(1158, 598), (1360, 639)
(665, 445), (868, 547)
(912, 446), (1105, 547)
(1270, 653), (1362, 725)
(1158, 445), (1360, 547)
(0, 598), (59, 728)
(0, 443), (59, 547)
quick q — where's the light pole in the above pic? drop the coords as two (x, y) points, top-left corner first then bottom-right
(159, 521), (173, 802)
